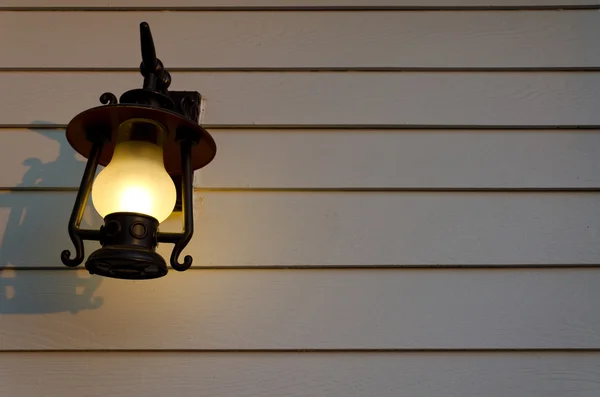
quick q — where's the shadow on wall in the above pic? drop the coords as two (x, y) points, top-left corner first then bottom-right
(0, 121), (104, 314)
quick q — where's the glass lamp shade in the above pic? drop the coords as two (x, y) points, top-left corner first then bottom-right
(91, 118), (176, 223)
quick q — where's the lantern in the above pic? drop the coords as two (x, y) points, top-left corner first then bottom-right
(60, 22), (216, 280)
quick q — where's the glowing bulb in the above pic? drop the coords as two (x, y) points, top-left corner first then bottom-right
(91, 119), (176, 223)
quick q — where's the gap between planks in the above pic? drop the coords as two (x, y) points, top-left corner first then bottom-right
(4, 187), (600, 193)
(4, 124), (600, 130)
(1, 5), (600, 11)
(5, 265), (600, 270)
(2, 348), (600, 353)
(2, 67), (600, 72)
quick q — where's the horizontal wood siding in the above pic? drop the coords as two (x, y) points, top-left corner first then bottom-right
(0, 5), (597, 396)
(2, 72), (600, 126)
(1, 269), (600, 350)
(2, 191), (600, 268)
(3, 128), (600, 189)
(3, 11), (599, 68)
(1, 352), (599, 397)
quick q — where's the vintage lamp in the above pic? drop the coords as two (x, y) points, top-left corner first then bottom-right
(60, 22), (216, 280)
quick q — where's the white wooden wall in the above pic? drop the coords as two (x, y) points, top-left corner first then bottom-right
(1, 1), (600, 396)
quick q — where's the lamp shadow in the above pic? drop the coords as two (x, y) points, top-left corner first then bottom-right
(0, 121), (104, 314)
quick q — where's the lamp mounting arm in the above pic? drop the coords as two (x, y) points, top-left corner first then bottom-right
(139, 22), (172, 95)
(118, 22), (203, 120)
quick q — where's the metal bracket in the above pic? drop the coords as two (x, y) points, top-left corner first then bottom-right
(116, 22), (203, 122)
(169, 91), (202, 124)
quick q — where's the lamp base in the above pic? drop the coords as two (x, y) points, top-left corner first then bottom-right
(85, 212), (167, 280)
(86, 246), (167, 280)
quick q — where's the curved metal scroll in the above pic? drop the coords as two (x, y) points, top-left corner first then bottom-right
(61, 137), (104, 267)
(100, 92), (118, 105)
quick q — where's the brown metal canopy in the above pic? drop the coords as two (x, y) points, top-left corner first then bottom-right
(66, 104), (217, 175)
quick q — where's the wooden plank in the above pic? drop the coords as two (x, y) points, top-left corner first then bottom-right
(2, 191), (600, 267)
(198, 129), (600, 189)
(2, 72), (600, 126)
(1, 352), (599, 396)
(3, 11), (599, 68)
(0, 1), (596, 7)
(1, 269), (600, 349)
(4, 128), (600, 189)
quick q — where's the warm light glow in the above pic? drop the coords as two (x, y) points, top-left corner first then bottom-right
(91, 119), (176, 223)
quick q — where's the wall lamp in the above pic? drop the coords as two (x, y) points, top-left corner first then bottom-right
(60, 22), (217, 280)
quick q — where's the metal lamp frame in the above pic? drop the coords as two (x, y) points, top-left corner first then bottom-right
(60, 22), (216, 279)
